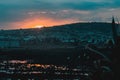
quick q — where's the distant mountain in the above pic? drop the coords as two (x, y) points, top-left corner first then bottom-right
(50, 22), (113, 34)
(0, 22), (114, 39)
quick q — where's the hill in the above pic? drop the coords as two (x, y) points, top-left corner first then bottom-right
(0, 22), (113, 37)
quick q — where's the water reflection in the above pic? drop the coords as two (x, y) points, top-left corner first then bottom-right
(0, 60), (86, 80)
(0, 59), (112, 80)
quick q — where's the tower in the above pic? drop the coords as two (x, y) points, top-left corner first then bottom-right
(112, 17), (117, 45)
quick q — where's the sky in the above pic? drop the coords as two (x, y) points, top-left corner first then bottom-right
(0, 0), (120, 29)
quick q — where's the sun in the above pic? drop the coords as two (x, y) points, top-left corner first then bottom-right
(35, 25), (43, 28)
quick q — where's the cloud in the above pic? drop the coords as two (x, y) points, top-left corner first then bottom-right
(0, 0), (119, 11)
(0, 0), (120, 29)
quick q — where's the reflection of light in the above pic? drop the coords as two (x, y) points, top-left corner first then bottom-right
(27, 64), (51, 69)
(35, 64), (41, 67)
(8, 60), (27, 64)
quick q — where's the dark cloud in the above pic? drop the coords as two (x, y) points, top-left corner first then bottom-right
(0, 0), (120, 10)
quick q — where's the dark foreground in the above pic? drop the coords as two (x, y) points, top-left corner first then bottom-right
(0, 47), (113, 80)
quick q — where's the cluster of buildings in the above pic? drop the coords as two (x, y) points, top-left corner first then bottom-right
(0, 30), (112, 49)
(0, 23), (113, 49)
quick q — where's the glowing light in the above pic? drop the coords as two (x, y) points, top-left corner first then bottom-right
(8, 60), (27, 64)
(35, 25), (43, 28)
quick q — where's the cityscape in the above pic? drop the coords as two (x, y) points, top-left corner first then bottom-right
(0, 18), (119, 80)
(0, 0), (120, 80)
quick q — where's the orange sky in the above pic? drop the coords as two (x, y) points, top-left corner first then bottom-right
(11, 18), (78, 29)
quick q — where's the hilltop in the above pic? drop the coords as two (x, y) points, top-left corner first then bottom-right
(0, 22), (113, 36)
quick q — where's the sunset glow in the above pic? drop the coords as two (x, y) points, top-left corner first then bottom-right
(35, 25), (44, 28)
(11, 18), (77, 29)
(1, 0), (120, 30)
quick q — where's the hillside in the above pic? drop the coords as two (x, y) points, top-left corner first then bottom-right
(0, 22), (113, 37)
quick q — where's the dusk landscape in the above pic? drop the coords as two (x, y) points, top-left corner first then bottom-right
(0, 0), (120, 80)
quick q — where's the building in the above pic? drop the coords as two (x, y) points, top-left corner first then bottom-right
(0, 38), (20, 48)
